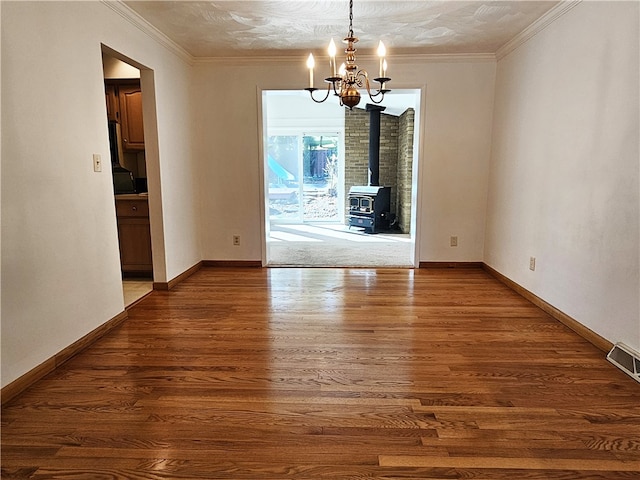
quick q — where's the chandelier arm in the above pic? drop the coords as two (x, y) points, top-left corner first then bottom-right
(367, 93), (386, 104)
(353, 70), (367, 88)
(360, 72), (387, 103)
(331, 80), (342, 97)
(372, 76), (391, 95)
(305, 85), (332, 103)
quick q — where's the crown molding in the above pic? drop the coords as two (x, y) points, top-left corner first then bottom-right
(192, 52), (496, 67)
(101, 0), (194, 65)
(193, 55), (306, 66)
(393, 53), (497, 63)
(496, 0), (582, 60)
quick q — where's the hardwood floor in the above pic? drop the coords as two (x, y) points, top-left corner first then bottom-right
(2, 267), (639, 479)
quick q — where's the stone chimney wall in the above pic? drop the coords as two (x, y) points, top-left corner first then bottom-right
(378, 113), (399, 214)
(397, 108), (415, 233)
(344, 108), (370, 190)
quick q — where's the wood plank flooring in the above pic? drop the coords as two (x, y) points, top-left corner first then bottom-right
(2, 267), (639, 479)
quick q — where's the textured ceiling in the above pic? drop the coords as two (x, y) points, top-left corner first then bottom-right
(124, 1), (560, 57)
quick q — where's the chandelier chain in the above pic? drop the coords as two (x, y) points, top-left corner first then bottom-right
(348, 0), (354, 38)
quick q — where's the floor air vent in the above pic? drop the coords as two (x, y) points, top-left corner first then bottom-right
(607, 343), (640, 383)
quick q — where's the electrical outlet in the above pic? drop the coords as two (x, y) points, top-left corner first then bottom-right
(233, 235), (241, 246)
(93, 154), (102, 172)
(450, 236), (458, 247)
(529, 256), (536, 271)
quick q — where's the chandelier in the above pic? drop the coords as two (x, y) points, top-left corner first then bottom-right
(305, 0), (391, 109)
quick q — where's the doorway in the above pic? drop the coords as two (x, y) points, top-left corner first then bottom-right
(102, 48), (155, 306)
(261, 90), (421, 267)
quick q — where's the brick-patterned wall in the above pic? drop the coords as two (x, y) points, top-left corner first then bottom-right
(379, 113), (399, 217)
(344, 108), (370, 196)
(344, 106), (413, 232)
(397, 108), (414, 233)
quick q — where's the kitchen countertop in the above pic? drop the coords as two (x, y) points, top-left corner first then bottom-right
(115, 193), (148, 200)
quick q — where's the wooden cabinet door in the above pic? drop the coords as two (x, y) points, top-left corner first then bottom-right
(115, 198), (153, 274)
(118, 85), (145, 151)
(117, 218), (153, 272)
(105, 84), (120, 122)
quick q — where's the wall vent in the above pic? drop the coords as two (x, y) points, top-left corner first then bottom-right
(607, 343), (640, 383)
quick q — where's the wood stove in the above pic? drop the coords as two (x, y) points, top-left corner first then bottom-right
(348, 185), (391, 233)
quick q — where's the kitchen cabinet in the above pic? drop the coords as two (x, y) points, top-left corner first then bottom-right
(118, 84), (145, 152)
(104, 80), (145, 152)
(115, 195), (152, 275)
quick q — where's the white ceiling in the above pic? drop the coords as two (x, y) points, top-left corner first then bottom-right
(124, 1), (560, 57)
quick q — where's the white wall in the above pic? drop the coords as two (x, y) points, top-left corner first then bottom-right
(485, 1), (640, 351)
(193, 57), (496, 262)
(102, 55), (140, 79)
(1, 1), (200, 387)
(415, 59), (496, 261)
(265, 92), (345, 133)
(192, 61), (270, 260)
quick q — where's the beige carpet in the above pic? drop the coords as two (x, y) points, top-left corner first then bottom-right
(267, 223), (414, 267)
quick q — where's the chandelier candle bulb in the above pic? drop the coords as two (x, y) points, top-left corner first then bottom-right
(306, 53), (315, 88)
(328, 38), (337, 77)
(377, 41), (386, 78)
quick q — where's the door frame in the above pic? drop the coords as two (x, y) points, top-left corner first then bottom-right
(101, 45), (167, 283)
(257, 87), (426, 268)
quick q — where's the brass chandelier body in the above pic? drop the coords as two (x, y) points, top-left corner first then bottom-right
(305, 0), (391, 109)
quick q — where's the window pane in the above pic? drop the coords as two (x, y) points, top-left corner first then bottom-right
(268, 136), (300, 221)
(303, 135), (339, 222)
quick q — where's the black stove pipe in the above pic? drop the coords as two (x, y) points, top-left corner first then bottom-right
(366, 103), (386, 186)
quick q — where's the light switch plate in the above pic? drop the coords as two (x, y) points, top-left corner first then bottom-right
(93, 154), (102, 172)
